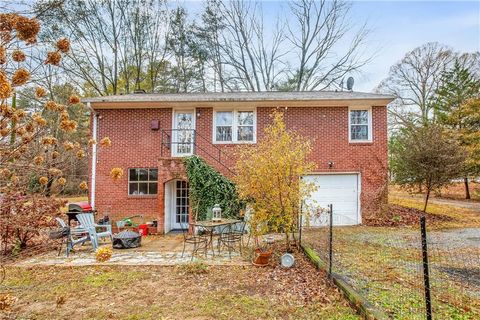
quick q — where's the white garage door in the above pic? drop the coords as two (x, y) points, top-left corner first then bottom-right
(303, 174), (360, 226)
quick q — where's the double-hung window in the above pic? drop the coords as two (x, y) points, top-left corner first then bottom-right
(214, 109), (255, 143)
(349, 107), (372, 142)
(128, 168), (158, 195)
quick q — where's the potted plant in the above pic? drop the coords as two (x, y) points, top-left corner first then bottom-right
(248, 208), (273, 266)
(252, 236), (273, 266)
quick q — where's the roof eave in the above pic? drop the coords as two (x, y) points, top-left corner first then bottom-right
(86, 98), (394, 109)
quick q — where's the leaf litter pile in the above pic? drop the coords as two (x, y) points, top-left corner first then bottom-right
(365, 204), (452, 227)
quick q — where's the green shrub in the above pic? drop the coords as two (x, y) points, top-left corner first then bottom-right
(184, 155), (243, 220)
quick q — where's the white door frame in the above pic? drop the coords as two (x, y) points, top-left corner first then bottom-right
(303, 172), (362, 225)
(172, 108), (196, 157)
(164, 179), (190, 232)
(172, 180), (189, 229)
(164, 180), (174, 234)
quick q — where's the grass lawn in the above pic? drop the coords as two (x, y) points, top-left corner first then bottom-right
(390, 182), (480, 202)
(1, 253), (360, 319)
(303, 193), (480, 320)
(303, 226), (480, 320)
(388, 193), (480, 229)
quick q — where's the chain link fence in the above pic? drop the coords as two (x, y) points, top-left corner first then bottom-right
(300, 205), (480, 319)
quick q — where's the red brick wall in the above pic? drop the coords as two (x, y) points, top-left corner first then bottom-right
(90, 105), (388, 225)
(92, 108), (172, 222)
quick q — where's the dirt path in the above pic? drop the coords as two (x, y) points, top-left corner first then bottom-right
(393, 193), (480, 213)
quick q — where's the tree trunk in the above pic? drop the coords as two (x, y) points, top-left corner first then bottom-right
(464, 177), (471, 200)
(423, 188), (431, 212)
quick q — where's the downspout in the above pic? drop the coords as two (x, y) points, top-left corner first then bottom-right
(88, 102), (98, 209)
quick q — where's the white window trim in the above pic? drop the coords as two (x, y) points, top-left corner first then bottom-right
(348, 106), (373, 143)
(172, 108), (196, 157)
(212, 108), (257, 144)
(128, 168), (158, 196)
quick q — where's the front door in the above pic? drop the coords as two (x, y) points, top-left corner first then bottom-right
(172, 110), (195, 157)
(172, 180), (189, 229)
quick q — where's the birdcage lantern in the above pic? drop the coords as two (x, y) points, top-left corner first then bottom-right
(212, 204), (222, 222)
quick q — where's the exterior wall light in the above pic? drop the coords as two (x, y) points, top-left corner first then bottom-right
(328, 161), (334, 169)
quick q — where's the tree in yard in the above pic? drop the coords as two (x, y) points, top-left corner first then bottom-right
(390, 124), (466, 212)
(218, 0), (287, 91)
(284, 0), (371, 91)
(35, 0), (171, 95)
(234, 111), (316, 250)
(377, 42), (454, 127)
(0, 12), (110, 253)
(197, 0), (226, 92)
(433, 60), (480, 199)
(167, 7), (199, 93)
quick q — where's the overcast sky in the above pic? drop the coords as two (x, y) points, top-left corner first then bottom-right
(185, 0), (479, 92)
(5, 0), (480, 92)
(347, 0), (480, 91)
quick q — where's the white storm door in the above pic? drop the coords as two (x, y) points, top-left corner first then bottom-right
(172, 110), (195, 157)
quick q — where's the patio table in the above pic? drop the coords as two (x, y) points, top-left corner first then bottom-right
(190, 219), (241, 257)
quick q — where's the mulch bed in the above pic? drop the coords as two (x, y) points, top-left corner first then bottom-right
(364, 204), (453, 227)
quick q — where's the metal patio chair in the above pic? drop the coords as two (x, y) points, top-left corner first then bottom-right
(181, 222), (208, 260)
(217, 222), (244, 258)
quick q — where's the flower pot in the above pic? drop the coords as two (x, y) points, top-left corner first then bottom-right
(252, 248), (272, 266)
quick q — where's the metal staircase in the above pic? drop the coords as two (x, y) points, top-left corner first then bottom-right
(160, 129), (234, 175)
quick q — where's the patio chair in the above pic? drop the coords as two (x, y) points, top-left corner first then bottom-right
(55, 218), (89, 257)
(217, 223), (244, 258)
(76, 213), (113, 250)
(180, 222), (208, 261)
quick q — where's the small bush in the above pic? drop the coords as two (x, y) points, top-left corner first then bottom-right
(177, 261), (209, 275)
(95, 247), (113, 262)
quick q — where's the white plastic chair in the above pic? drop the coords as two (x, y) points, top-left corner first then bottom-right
(76, 213), (112, 250)
(55, 217), (89, 256)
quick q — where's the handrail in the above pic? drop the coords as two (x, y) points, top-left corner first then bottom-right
(160, 129), (234, 175)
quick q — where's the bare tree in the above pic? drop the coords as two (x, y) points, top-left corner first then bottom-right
(219, 0), (286, 91)
(36, 0), (170, 96)
(377, 42), (454, 126)
(144, 1), (171, 92)
(285, 0), (371, 91)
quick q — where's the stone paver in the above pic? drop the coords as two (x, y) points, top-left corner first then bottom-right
(14, 234), (250, 267)
(16, 250), (248, 267)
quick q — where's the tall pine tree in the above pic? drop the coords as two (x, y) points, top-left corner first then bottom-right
(434, 60), (480, 199)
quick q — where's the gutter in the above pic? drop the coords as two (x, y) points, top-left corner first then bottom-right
(88, 102), (98, 209)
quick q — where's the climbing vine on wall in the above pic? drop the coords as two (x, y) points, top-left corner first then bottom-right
(184, 155), (242, 220)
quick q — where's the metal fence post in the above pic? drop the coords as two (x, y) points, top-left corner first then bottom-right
(420, 215), (433, 320)
(299, 201), (303, 245)
(329, 204), (333, 277)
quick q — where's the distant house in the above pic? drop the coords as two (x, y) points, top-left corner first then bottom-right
(84, 91), (394, 233)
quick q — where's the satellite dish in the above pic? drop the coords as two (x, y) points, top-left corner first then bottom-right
(346, 77), (354, 91)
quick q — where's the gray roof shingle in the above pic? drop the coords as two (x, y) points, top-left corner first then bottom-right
(83, 91), (394, 103)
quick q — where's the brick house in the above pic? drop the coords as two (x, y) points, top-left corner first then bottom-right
(84, 91), (393, 233)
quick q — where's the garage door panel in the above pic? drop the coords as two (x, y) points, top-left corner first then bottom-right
(303, 174), (359, 226)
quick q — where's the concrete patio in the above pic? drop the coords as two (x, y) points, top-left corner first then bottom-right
(16, 234), (250, 267)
